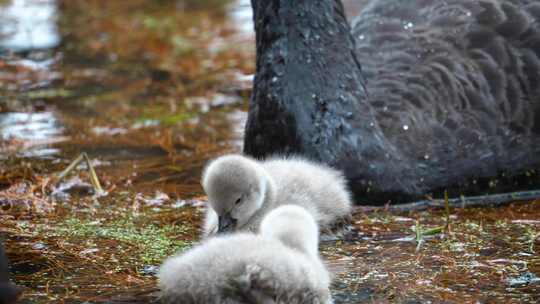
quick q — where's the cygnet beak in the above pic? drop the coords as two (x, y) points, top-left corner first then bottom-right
(218, 212), (237, 233)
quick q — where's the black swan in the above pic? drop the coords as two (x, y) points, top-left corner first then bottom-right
(0, 241), (21, 304)
(244, 0), (540, 204)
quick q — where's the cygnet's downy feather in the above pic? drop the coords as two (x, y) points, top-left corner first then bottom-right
(158, 205), (332, 304)
(201, 154), (352, 235)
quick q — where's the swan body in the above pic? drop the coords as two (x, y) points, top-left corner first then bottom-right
(244, 0), (540, 204)
(0, 241), (22, 304)
(158, 205), (332, 304)
(201, 154), (352, 235)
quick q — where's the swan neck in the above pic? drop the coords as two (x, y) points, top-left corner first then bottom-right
(246, 0), (404, 198)
(245, 0), (375, 158)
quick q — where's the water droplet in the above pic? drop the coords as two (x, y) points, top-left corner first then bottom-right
(403, 125), (409, 130)
(359, 34), (365, 40)
(32, 243), (47, 250)
(424, 154), (429, 160)
(369, 122), (374, 127)
(466, 12), (472, 16)
(404, 22), (414, 30)
(272, 76), (278, 83)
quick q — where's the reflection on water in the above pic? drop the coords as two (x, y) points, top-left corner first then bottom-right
(0, 0), (60, 51)
(9, 55), (57, 70)
(227, 109), (247, 150)
(229, 0), (252, 36)
(0, 112), (64, 158)
(0, 112), (62, 141)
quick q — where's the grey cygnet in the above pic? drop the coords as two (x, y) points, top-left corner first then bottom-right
(201, 154), (352, 235)
(158, 205), (332, 304)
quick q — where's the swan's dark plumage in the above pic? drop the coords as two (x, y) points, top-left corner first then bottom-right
(351, 0), (540, 197)
(244, 0), (540, 204)
(0, 241), (21, 304)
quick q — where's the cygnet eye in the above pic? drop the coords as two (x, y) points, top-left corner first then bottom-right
(235, 197), (242, 205)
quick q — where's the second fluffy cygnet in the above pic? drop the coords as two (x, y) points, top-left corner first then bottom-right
(158, 205), (332, 304)
(201, 154), (352, 235)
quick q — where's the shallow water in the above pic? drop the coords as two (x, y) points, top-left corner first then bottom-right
(1, 0), (252, 193)
(0, 0), (538, 303)
(0, 0), (60, 51)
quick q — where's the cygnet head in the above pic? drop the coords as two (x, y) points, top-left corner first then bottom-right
(202, 155), (269, 233)
(260, 205), (319, 258)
